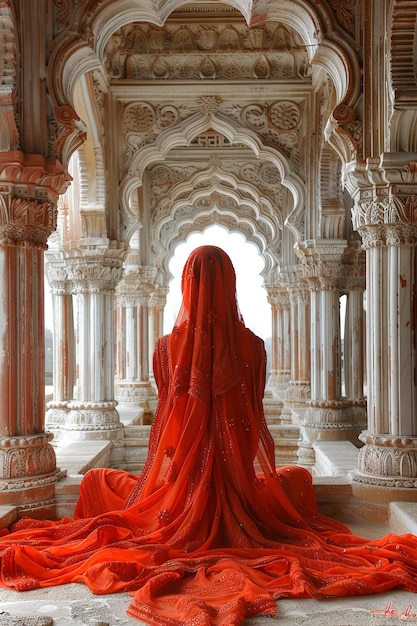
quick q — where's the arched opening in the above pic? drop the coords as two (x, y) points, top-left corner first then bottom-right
(164, 224), (272, 339)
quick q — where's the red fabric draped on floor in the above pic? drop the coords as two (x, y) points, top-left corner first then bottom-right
(1, 246), (417, 625)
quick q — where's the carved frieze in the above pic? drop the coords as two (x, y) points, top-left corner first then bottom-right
(0, 433), (57, 481)
(121, 96), (304, 176)
(105, 22), (309, 81)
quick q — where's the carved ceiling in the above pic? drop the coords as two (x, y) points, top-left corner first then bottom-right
(85, 4), (331, 280)
(33, 1), (375, 282)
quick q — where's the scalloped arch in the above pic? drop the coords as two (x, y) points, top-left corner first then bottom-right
(119, 110), (304, 243)
(50, 0), (357, 126)
(154, 181), (280, 251)
(153, 207), (278, 284)
(152, 159), (283, 229)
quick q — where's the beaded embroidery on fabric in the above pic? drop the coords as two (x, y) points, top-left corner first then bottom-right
(2, 246), (417, 625)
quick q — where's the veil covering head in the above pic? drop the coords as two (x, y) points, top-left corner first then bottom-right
(169, 245), (244, 404)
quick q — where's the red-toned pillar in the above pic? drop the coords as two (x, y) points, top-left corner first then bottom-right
(0, 151), (70, 515)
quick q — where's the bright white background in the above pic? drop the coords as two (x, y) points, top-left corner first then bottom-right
(164, 225), (272, 339)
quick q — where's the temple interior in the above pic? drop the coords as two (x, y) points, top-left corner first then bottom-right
(0, 0), (417, 623)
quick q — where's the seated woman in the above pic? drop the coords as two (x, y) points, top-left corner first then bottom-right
(1, 245), (417, 625)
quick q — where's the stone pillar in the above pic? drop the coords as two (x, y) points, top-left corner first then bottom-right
(281, 267), (311, 422)
(347, 155), (417, 503)
(44, 259), (76, 440)
(301, 244), (365, 444)
(63, 245), (125, 440)
(0, 151), (70, 513)
(341, 246), (367, 425)
(265, 284), (291, 400)
(115, 263), (158, 420)
(148, 285), (168, 376)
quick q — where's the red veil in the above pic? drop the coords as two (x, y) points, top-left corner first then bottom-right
(1, 245), (417, 625)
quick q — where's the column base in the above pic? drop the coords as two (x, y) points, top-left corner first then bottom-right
(350, 431), (417, 503)
(115, 382), (158, 423)
(64, 401), (124, 440)
(45, 401), (69, 441)
(303, 402), (366, 444)
(266, 371), (291, 400)
(0, 432), (66, 516)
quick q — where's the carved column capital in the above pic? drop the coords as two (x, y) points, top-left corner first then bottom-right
(0, 151), (71, 245)
(265, 284), (290, 309)
(340, 245), (366, 291)
(149, 285), (169, 310)
(67, 244), (126, 293)
(117, 264), (158, 305)
(297, 240), (347, 291)
(347, 155), (417, 248)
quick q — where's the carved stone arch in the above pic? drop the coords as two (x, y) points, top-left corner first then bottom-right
(47, 38), (100, 164)
(120, 110), (304, 243)
(0, 2), (18, 151)
(154, 159), (283, 230)
(154, 183), (280, 262)
(152, 206), (278, 286)
(251, 0), (360, 168)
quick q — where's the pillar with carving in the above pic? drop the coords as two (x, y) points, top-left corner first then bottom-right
(115, 264), (158, 421)
(148, 285), (168, 377)
(301, 244), (365, 445)
(341, 246), (367, 427)
(63, 246), (125, 440)
(0, 151), (70, 513)
(265, 284), (291, 400)
(348, 155), (417, 503)
(44, 257), (75, 440)
(280, 266), (311, 422)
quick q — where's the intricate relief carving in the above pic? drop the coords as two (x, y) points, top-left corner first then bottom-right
(0, 433), (57, 480)
(352, 196), (417, 247)
(285, 382), (311, 403)
(329, 0), (356, 34)
(117, 265), (158, 304)
(0, 152), (70, 242)
(150, 159), (282, 230)
(224, 101), (302, 170)
(66, 401), (122, 432)
(115, 382), (158, 408)
(67, 261), (124, 293)
(354, 432), (417, 487)
(266, 285), (290, 309)
(303, 400), (366, 430)
(105, 22), (309, 81)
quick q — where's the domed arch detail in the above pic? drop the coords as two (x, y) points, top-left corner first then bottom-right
(119, 109), (305, 244)
(152, 202), (278, 286)
(49, 0), (359, 170)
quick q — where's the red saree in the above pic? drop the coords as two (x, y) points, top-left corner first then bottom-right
(1, 245), (417, 625)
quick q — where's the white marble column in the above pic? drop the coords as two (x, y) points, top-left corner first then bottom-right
(301, 246), (365, 444)
(63, 247), (125, 440)
(347, 155), (417, 502)
(265, 284), (291, 399)
(342, 247), (367, 421)
(115, 264), (158, 418)
(148, 285), (168, 378)
(44, 260), (76, 439)
(281, 266), (311, 421)
(0, 151), (70, 512)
